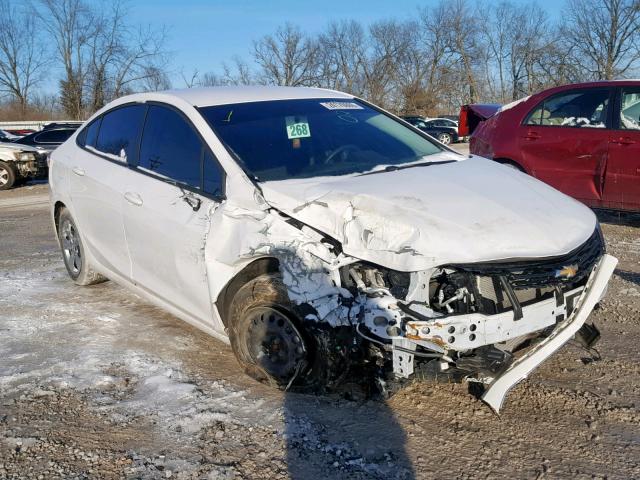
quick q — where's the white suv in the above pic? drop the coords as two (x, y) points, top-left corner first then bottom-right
(49, 86), (617, 412)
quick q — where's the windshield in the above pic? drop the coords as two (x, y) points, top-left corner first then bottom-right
(199, 98), (442, 181)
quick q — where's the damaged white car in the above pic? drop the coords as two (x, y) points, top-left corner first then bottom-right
(49, 87), (617, 412)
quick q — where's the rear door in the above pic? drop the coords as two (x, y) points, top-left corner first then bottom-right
(69, 105), (146, 278)
(603, 87), (640, 211)
(122, 103), (225, 326)
(518, 88), (612, 207)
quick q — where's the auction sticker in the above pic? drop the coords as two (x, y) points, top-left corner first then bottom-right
(320, 101), (363, 110)
(286, 116), (311, 139)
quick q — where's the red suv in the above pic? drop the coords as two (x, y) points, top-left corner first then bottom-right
(461, 81), (640, 212)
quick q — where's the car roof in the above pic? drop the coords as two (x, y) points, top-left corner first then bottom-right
(150, 86), (354, 107)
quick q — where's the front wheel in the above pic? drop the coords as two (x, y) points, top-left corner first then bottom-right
(437, 132), (452, 145)
(57, 208), (107, 286)
(228, 274), (349, 391)
(0, 161), (16, 190)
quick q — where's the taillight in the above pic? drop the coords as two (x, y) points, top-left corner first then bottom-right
(458, 106), (470, 137)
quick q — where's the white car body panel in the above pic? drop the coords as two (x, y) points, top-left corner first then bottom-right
(67, 147), (132, 277)
(48, 86), (615, 412)
(122, 171), (218, 326)
(259, 156), (597, 271)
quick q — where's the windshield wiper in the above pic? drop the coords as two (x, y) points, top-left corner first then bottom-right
(358, 159), (457, 176)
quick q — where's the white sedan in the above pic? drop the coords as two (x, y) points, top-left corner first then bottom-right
(49, 86), (616, 412)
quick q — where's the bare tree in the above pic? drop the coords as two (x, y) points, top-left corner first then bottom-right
(35, 0), (95, 119)
(181, 68), (200, 88)
(253, 23), (320, 86)
(0, 0), (49, 117)
(140, 65), (171, 91)
(317, 20), (368, 94)
(482, 2), (553, 102)
(445, 0), (482, 103)
(563, 0), (640, 79)
(36, 0), (166, 117)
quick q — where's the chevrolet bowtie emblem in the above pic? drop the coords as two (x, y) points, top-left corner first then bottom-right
(555, 264), (579, 279)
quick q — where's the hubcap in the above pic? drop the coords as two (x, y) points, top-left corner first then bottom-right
(61, 219), (82, 275)
(0, 167), (8, 186)
(245, 307), (307, 382)
(439, 134), (451, 145)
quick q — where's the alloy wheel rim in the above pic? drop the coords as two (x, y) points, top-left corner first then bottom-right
(0, 167), (8, 186)
(61, 219), (82, 275)
(439, 134), (451, 144)
(244, 306), (307, 382)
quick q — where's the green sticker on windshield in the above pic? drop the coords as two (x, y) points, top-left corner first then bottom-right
(286, 116), (311, 139)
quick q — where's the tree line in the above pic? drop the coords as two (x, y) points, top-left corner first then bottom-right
(1, 0), (640, 120)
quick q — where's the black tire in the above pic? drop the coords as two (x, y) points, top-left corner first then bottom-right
(57, 208), (107, 286)
(437, 132), (452, 145)
(0, 161), (16, 190)
(228, 273), (348, 391)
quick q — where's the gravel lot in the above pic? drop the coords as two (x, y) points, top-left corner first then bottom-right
(1, 182), (639, 479)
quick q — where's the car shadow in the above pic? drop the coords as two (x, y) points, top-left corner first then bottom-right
(283, 391), (415, 479)
(615, 269), (640, 287)
(595, 209), (640, 228)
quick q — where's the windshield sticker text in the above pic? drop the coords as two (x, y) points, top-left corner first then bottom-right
(320, 101), (364, 110)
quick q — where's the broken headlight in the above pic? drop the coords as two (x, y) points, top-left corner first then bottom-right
(14, 151), (36, 161)
(340, 262), (410, 299)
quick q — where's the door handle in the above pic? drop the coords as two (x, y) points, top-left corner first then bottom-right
(72, 167), (85, 176)
(124, 191), (143, 206)
(182, 194), (202, 212)
(523, 131), (541, 140)
(611, 137), (636, 145)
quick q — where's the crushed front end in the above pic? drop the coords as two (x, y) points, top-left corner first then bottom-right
(342, 228), (616, 411)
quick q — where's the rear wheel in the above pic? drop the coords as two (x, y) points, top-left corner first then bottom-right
(57, 208), (107, 286)
(437, 132), (452, 145)
(0, 161), (16, 190)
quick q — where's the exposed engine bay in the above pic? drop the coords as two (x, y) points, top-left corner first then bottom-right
(326, 227), (609, 408)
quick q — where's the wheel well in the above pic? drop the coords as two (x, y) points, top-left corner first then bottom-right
(494, 158), (526, 173)
(53, 201), (66, 233)
(216, 257), (280, 328)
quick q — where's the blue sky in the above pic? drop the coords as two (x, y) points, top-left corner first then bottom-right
(124, 0), (565, 88)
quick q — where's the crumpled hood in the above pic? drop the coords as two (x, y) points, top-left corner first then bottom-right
(260, 156), (597, 271)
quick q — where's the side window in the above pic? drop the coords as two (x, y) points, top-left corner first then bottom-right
(203, 150), (223, 196)
(525, 89), (609, 128)
(35, 129), (73, 144)
(619, 89), (640, 130)
(95, 104), (146, 162)
(85, 118), (101, 148)
(139, 105), (202, 189)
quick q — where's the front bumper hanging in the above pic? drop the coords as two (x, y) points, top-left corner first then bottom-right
(481, 253), (617, 413)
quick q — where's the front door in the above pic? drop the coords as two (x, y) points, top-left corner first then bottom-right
(518, 88), (612, 207)
(603, 87), (640, 211)
(122, 104), (226, 326)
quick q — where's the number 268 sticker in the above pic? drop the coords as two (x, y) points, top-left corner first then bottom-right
(286, 116), (311, 139)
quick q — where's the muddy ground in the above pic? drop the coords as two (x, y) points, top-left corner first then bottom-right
(1, 180), (639, 479)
